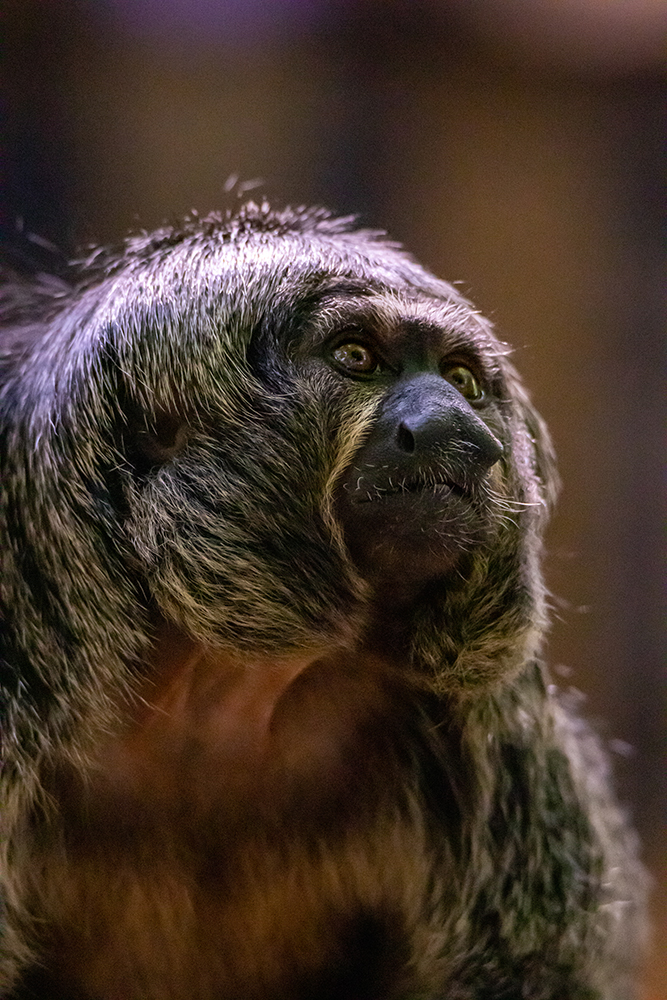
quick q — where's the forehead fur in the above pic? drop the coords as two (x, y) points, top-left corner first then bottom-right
(67, 203), (497, 377)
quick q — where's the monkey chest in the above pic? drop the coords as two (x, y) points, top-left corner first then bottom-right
(33, 649), (448, 1000)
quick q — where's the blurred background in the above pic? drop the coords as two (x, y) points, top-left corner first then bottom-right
(3, 0), (665, 995)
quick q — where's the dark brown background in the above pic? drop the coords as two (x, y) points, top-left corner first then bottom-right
(3, 2), (664, 995)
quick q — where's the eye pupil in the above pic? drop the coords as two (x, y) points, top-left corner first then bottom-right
(442, 364), (484, 402)
(332, 342), (377, 374)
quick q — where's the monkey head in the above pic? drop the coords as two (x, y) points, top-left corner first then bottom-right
(1, 203), (556, 767)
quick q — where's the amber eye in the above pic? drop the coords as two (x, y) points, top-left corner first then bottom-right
(442, 364), (484, 402)
(331, 342), (380, 376)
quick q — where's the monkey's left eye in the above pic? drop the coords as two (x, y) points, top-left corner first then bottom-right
(441, 364), (485, 403)
(331, 342), (381, 376)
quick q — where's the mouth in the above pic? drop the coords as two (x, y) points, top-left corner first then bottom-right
(348, 475), (467, 504)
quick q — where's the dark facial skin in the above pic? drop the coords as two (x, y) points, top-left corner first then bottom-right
(320, 307), (504, 611)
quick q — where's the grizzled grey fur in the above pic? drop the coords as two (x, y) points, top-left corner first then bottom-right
(0, 204), (645, 998)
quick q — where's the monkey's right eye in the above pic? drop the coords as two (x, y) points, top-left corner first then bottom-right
(331, 342), (380, 376)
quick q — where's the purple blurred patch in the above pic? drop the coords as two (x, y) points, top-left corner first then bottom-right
(100, 0), (330, 46)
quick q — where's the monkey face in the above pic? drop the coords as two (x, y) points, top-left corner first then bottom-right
(336, 369), (502, 587)
(240, 279), (508, 606)
(324, 309), (505, 594)
(241, 270), (545, 623)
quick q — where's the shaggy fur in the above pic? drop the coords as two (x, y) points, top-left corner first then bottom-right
(0, 203), (645, 999)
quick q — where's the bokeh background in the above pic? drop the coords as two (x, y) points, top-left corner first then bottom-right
(3, 1), (665, 995)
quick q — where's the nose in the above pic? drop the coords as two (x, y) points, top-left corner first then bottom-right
(372, 373), (503, 479)
(393, 398), (503, 472)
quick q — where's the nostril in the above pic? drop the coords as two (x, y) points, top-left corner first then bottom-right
(396, 422), (415, 454)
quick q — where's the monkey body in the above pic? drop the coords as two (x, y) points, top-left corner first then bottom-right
(0, 205), (645, 998)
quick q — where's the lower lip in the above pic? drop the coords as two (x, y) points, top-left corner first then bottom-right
(351, 481), (465, 504)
